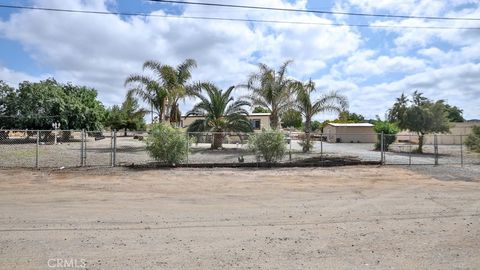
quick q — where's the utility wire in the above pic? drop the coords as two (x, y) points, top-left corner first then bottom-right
(0, 4), (479, 30)
(150, 0), (480, 21)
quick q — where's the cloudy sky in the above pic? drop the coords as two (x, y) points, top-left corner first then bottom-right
(0, 0), (479, 121)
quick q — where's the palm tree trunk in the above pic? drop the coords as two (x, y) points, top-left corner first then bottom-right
(303, 117), (312, 152)
(212, 132), (224, 149)
(270, 113), (280, 130)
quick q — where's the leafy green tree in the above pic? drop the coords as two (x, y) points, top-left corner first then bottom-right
(62, 83), (106, 131)
(444, 104), (465, 122)
(281, 108), (302, 129)
(105, 93), (146, 136)
(311, 120), (321, 132)
(186, 83), (253, 149)
(465, 126), (480, 153)
(293, 79), (348, 152)
(337, 111), (366, 123)
(252, 106), (270, 113)
(2, 79), (105, 131)
(242, 61), (296, 129)
(388, 91), (450, 153)
(125, 59), (197, 124)
(373, 120), (399, 151)
(0, 81), (17, 129)
(104, 105), (124, 132)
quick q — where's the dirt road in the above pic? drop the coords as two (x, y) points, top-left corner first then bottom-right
(0, 166), (479, 269)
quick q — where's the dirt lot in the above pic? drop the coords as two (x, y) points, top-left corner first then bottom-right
(0, 166), (479, 269)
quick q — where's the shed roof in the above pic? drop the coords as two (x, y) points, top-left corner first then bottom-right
(327, 123), (374, 127)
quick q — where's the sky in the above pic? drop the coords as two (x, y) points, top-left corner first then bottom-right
(0, 0), (479, 121)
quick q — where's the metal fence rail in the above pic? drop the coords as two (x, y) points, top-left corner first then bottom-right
(0, 129), (478, 168)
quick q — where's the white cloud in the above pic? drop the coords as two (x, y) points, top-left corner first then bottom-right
(0, 0), (479, 120)
(332, 50), (426, 78)
(0, 0), (361, 109)
(0, 65), (49, 86)
(358, 63), (480, 119)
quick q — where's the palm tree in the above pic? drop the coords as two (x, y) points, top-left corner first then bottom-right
(186, 83), (253, 149)
(125, 59), (197, 124)
(121, 92), (147, 136)
(104, 92), (147, 136)
(294, 79), (348, 152)
(242, 60), (296, 129)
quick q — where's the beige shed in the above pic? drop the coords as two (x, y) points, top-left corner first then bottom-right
(323, 123), (376, 143)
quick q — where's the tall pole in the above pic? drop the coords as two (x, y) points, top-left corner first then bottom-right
(80, 129), (84, 167)
(380, 132), (384, 165)
(289, 131), (292, 162)
(460, 135), (464, 167)
(36, 130), (39, 168)
(110, 130), (114, 167)
(320, 133), (323, 160)
(113, 130), (117, 167)
(186, 132), (189, 165)
(408, 134), (412, 166)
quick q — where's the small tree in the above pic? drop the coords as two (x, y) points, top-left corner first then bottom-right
(388, 91), (449, 153)
(373, 120), (399, 151)
(242, 61), (296, 129)
(145, 123), (190, 165)
(281, 108), (302, 129)
(293, 79), (348, 152)
(104, 93), (146, 136)
(248, 130), (286, 163)
(337, 111), (366, 123)
(186, 83), (253, 149)
(465, 126), (480, 153)
(252, 106), (270, 113)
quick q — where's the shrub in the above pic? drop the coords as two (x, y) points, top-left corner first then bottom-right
(145, 123), (190, 165)
(373, 120), (399, 151)
(465, 126), (480, 153)
(248, 130), (286, 163)
(298, 137), (314, 153)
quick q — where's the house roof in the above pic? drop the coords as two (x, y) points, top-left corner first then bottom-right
(326, 123), (374, 127)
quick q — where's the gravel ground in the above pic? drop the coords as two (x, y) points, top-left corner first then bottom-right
(403, 164), (480, 182)
(1, 136), (478, 168)
(0, 166), (479, 269)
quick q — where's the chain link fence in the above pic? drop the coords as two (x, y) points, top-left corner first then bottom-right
(0, 130), (478, 168)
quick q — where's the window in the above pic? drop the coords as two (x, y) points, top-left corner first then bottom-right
(250, 119), (261, 130)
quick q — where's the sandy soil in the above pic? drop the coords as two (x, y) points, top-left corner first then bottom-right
(0, 166), (479, 269)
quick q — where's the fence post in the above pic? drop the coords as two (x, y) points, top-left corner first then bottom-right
(83, 129), (88, 166)
(434, 134), (439, 166)
(80, 130), (84, 167)
(408, 134), (412, 166)
(186, 132), (189, 165)
(113, 130), (117, 167)
(110, 130), (114, 167)
(289, 131), (292, 162)
(460, 135), (464, 167)
(320, 133), (323, 161)
(380, 132), (384, 165)
(36, 130), (40, 168)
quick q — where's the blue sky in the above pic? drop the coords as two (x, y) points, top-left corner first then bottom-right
(0, 0), (479, 120)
